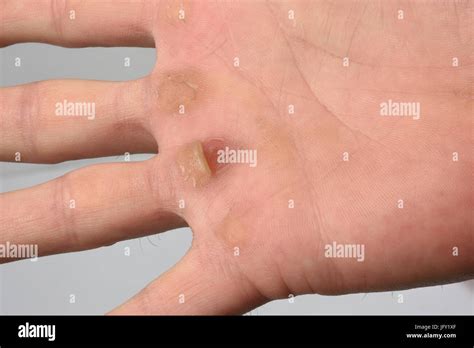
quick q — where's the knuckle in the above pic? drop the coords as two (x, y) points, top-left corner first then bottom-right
(55, 173), (80, 249)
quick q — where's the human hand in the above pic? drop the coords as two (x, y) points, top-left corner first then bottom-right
(1, 0), (472, 314)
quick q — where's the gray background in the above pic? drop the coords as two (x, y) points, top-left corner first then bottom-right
(0, 43), (472, 315)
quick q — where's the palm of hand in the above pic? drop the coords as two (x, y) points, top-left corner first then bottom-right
(129, 1), (471, 313)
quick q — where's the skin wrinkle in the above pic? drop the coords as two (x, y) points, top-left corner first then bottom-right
(182, 5), (230, 63)
(344, 2), (369, 56)
(210, 32), (318, 109)
(121, 2), (154, 40)
(194, 238), (264, 313)
(135, 285), (155, 315)
(323, 0), (334, 45)
(201, 232), (271, 314)
(21, 83), (40, 161)
(266, 3), (360, 137)
(56, 173), (80, 252)
(170, 7), (283, 114)
(237, 62), (330, 275)
(283, 20), (464, 70)
(272, 244), (294, 298)
(286, 35), (397, 157)
(283, 134), (330, 287)
(215, 1), (238, 54)
(154, 3), (231, 61)
(206, 34), (280, 112)
(214, 48), (281, 114)
(50, 0), (66, 43)
(147, 157), (181, 218)
(326, 85), (474, 98)
(110, 81), (158, 154)
(264, 4), (387, 291)
(194, 157), (257, 240)
(155, 3), (308, 117)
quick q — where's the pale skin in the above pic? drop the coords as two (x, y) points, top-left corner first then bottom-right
(0, 0), (472, 314)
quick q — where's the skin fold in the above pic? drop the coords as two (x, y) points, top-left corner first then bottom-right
(0, 0), (472, 314)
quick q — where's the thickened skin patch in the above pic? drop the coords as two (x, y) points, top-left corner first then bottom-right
(155, 69), (210, 115)
(176, 141), (211, 188)
(176, 139), (229, 188)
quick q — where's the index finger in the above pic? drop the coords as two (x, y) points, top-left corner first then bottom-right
(0, 0), (155, 48)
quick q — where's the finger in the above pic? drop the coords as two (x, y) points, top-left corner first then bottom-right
(110, 248), (264, 315)
(0, 0), (155, 48)
(0, 155), (183, 261)
(0, 79), (156, 163)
